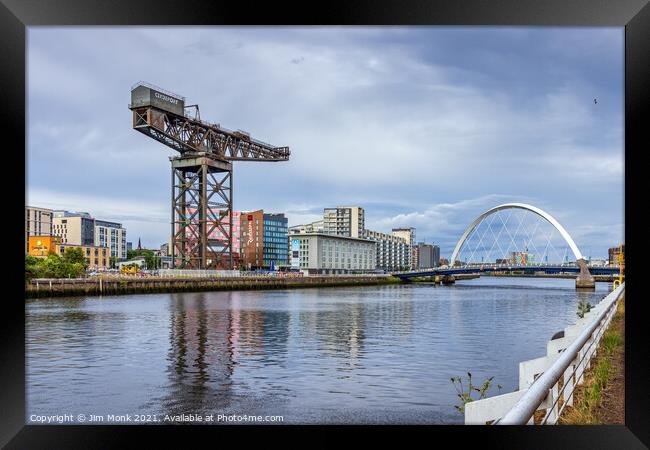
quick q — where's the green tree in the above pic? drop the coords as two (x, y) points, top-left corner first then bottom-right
(140, 250), (155, 269)
(62, 247), (88, 268)
(39, 254), (65, 278)
(68, 262), (86, 278)
(25, 255), (42, 282)
(127, 249), (155, 269)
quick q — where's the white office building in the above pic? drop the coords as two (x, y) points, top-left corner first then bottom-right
(289, 233), (376, 274)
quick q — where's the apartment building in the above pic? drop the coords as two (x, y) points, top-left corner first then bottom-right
(52, 211), (95, 246)
(392, 227), (416, 269)
(361, 229), (410, 272)
(323, 206), (365, 238)
(95, 220), (127, 259)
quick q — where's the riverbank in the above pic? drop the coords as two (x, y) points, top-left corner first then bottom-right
(25, 275), (402, 298)
(558, 294), (625, 424)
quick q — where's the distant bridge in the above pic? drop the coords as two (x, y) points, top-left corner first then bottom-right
(392, 203), (623, 289)
(392, 263), (621, 280)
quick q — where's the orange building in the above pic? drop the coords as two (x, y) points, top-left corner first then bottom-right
(28, 235), (109, 269)
(56, 243), (110, 269)
(28, 236), (61, 257)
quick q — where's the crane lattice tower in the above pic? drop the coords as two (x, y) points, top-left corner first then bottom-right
(129, 82), (290, 269)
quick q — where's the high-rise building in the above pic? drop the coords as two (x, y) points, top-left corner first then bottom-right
(289, 233), (376, 274)
(95, 220), (127, 259)
(392, 227), (416, 269)
(361, 229), (410, 272)
(52, 211), (95, 246)
(262, 213), (289, 269)
(432, 244), (440, 267)
(25, 206), (53, 253)
(412, 245), (420, 269)
(240, 210), (288, 270)
(323, 206), (364, 238)
(417, 242), (440, 268)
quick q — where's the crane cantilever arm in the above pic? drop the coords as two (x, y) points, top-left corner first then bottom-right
(130, 106), (290, 162)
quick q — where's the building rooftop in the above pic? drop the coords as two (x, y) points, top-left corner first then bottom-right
(292, 232), (375, 243)
(53, 210), (92, 218)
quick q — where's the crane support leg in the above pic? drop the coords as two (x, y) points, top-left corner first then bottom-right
(170, 154), (233, 269)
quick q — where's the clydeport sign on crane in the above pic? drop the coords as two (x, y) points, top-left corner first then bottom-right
(129, 82), (290, 270)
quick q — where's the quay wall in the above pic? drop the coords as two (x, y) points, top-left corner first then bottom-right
(25, 275), (401, 298)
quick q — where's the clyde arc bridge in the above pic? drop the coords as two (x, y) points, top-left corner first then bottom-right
(129, 82), (290, 270)
(392, 203), (623, 289)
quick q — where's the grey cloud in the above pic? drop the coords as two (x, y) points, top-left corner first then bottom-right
(27, 27), (623, 254)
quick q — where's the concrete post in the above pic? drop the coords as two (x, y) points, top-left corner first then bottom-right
(575, 258), (595, 290)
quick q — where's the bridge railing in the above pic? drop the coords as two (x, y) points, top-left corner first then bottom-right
(464, 282), (624, 425)
(394, 262), (622, 275)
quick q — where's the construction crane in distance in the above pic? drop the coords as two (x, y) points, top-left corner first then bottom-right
(129, 81), (290, 270)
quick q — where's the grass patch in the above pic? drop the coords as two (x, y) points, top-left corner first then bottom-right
(559, 296), (624, 425)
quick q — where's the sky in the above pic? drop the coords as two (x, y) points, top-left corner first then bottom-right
(26, 27), (624, 259)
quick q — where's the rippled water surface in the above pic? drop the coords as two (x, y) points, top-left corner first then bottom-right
(26, 277), (610, 424)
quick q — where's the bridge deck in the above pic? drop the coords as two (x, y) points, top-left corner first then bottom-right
(393, 265), (621, 279)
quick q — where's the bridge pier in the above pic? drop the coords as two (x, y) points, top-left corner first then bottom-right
(575, 258), (595, 290)
(441, 275), (456, 285)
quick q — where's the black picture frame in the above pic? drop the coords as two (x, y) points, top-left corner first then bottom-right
(2, 0), (648, 447)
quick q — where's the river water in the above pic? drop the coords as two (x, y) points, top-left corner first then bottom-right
(26, 277), (610, 424)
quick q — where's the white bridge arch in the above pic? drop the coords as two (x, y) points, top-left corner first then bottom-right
(449, 203), (584, 266)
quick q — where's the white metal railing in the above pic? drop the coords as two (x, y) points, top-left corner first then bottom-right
(464, 282), (624, 425)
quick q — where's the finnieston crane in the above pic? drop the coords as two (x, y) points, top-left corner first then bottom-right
(129, 82), (290, 270)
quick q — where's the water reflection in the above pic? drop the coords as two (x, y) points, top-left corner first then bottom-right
(26, 278), (610, 424)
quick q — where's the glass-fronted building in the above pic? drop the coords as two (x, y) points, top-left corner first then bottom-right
(262, 213), (288, 269)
